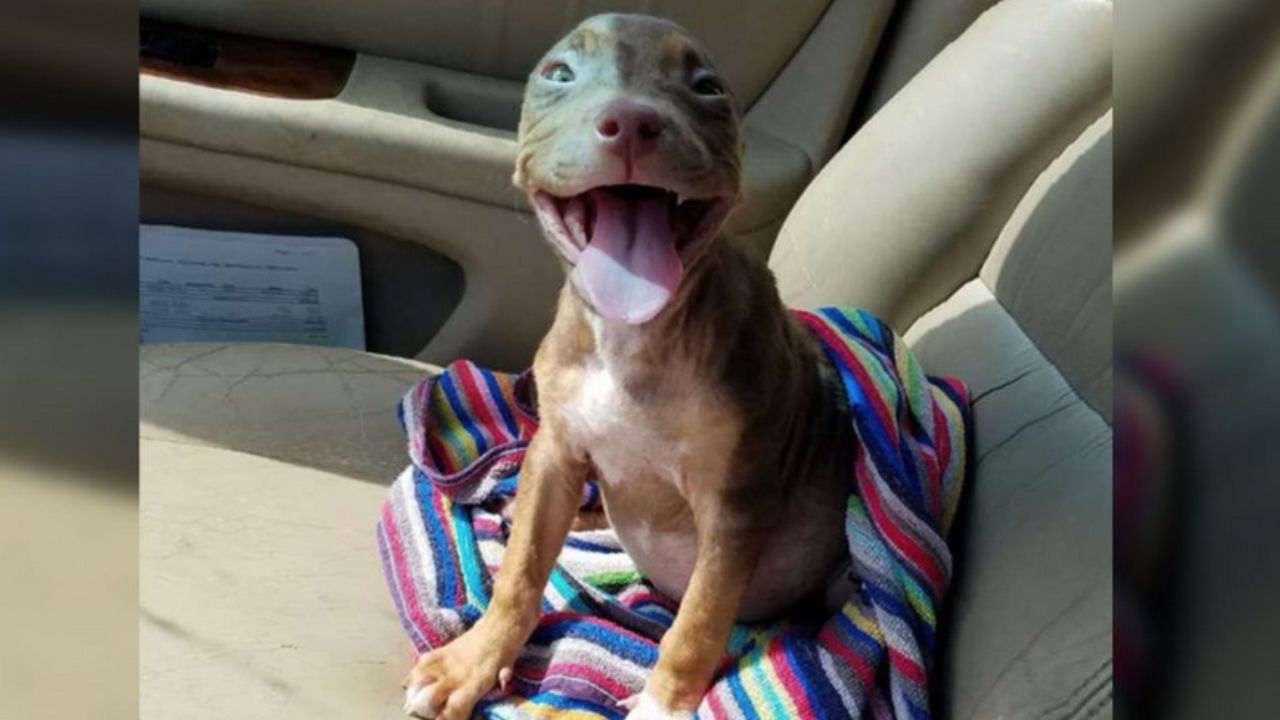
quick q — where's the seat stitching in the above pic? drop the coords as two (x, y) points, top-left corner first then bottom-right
(970, 365), (1048, 403)
(976, 392), (1077, 463)
(1032, 658), (1113, 720)
(960, 579), (1103, 720)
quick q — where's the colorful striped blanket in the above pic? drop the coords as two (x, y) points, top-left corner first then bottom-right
(378, 308), (970, 719)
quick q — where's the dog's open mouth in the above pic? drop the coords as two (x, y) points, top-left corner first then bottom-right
(532, 185), (729, 324)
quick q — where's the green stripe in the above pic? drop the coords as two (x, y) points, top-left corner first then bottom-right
(432, 392), (473, 463)
(846, 338), (901, 409)
(584, 569), (644, 588)
(897, 564), (936, 627)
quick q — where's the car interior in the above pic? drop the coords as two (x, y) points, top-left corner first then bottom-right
(138, 0), (1114, 718)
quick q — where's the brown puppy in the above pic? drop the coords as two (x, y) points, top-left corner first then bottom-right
(403, 14), (851, 720)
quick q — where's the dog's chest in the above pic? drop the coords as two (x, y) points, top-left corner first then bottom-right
(561, 360), (688, 487)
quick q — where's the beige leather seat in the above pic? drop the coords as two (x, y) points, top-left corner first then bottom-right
(140, 0), (1114, 717)
(771, 2), (1112, 714)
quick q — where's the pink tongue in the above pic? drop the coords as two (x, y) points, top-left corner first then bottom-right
(574, 188), (683, 324)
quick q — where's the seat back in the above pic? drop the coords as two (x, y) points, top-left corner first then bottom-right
(853, 0), (1002, 125)
(767, 0), (1115, 715)
(908, 115), (1113, 719)
(769, 0), (1112, 332)
(981, 114), (1113, 420)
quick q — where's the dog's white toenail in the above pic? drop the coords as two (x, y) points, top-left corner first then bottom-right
(622, 691), (695, 720)
(497, 666), (513, 692)
(403, 684), (435, 718)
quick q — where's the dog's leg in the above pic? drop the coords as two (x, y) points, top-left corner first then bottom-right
(627, 512), (761, 719)
(403, 427), (586, 719)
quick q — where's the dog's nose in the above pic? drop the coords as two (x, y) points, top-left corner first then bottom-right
(596, 100), (664, 159)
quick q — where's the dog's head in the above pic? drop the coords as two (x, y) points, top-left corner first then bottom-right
(514, 14), (744, 324)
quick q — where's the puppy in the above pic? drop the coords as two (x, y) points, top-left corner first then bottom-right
(404, 14), (851, 719)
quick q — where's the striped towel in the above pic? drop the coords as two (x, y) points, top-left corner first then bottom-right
(378, 308), (970, 719)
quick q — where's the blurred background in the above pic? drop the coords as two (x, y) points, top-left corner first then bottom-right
(0, 1), (137, 719)
(1115, 0), (1280, 718)
(1, 0), (1279, 717)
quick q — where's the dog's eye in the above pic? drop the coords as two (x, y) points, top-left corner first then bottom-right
(692, 74), (724, 97)
(541, 62), (575, 83)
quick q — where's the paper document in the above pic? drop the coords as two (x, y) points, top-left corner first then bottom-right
(140, 225), (365, 349)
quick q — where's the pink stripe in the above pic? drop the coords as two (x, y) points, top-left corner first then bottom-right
(461, 363), (515, 444)
(819, 626), (875, 688)
(705, 682), (732, 720)
(623, 591), (678, 611)
(453, 363), (499, 448)
(922, 403), (946, 517)
(381, 502), (444, 648)
(887, 646), (926, 686)
(799, 315), (898, 444)
(541, 662), (632, 699)
(932, 399), (953, 474)
(473, 517), (503, 536)
(767, 637), (818, 719)
(856, 457), (945, 596)
(519, 414), (538, 438)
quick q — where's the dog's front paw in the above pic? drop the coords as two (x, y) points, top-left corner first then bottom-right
(620, 692), (696, 720)
(402, 626), (516, 719)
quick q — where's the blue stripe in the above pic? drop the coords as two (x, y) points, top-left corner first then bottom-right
(834, 610), (885, 656)
(893, 421), (932, 520)
(784, 641), (837, 720)
(440, 374), (490, 454)
(903, 691), (931, 720)
(413, 469), (456, 606)
(817, 318), (930, 517)
(449, 499), (490, 607)
(832, 355), (910, 483)
(530, 616), (659, 667)
(918, 611), (936, 652)
(822, 308), (910, 411)
(835, 356), (932, 528)
(481, 370), (521, 438)
(458, 604), (483, 625)
(816, 332), (925, 517)
(565, 535), (624, 554)
(866, 583), (912, 626)
(724, 662), (763, 720)
(820, 307), (878, 348)
(637, 606), (675, 625)
(494, 476), (519, 498)
(867, 583), (924, 647)
(582, 481), (600, 509)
